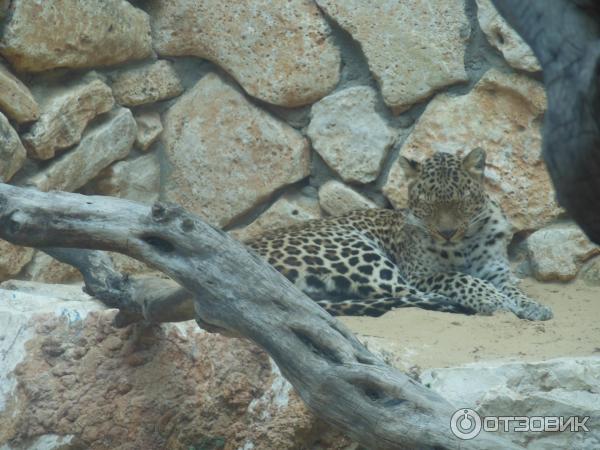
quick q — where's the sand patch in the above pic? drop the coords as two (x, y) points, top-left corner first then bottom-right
(341, 279), (600, 371)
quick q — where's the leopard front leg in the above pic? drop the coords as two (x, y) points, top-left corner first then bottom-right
(411, 271), (549, 319)
(476, 261), (553, 321)
(499, 284), (553, 320)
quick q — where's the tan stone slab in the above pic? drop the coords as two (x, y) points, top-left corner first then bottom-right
(112, 60), (183, 107)
(316, 0), (469, 113)
(23, 107), (136, 192)
(526, 224), (600, 281)
(307, 86), (396, 183)
(92, 153), (160, 204)
(0, 111), (26, 182)
(0, 0), (152, 72)
(162, 73), (310, 228)
(476, 0), (541, 72)
(23, 78), (115, 160)
(0, 61), (39, 123)
(147, 0), (340, 107)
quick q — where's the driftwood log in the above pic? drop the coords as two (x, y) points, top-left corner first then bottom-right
(0, 183), (521, 450)
(43, 247), (195, 328)
(492, 0), (600, 245)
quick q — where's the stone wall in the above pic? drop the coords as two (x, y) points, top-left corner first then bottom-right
(0, 0), (598, 283)
(1, 1), (600, 449)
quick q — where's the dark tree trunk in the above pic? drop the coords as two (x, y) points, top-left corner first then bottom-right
(491, 0), (600, 244)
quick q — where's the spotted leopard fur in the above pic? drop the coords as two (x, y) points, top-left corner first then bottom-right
(246, 149), (553, 321)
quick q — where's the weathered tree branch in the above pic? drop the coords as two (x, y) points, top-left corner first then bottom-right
(491, 0), (600, 244)
(0, 184), (521, 450)
(43, 247), (195, 327)
(42, 247), (228, 334)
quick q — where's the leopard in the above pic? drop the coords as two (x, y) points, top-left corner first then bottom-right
(245, 148), (553, 321)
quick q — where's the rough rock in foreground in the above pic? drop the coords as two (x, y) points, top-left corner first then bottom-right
(0, 282), (353, 450)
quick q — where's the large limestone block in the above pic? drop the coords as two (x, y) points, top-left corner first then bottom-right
(22, 78), (115, 160)
(23, 108), (136, 192)
(147, 0), (340, 107)
(476, 0), (541, 72)
(318, 180), (377, 217)
(111, 60), (183, 107)
(383, 69), (559, 231)
(0, 61), (39, 123)
(230, 192), (321, 242)
(307, 86), (395, 183)
(0, 241), (34, 282)
(162, 73), (310, 228)
(0, 0), (152, 72)
(91, 153), (160, 204)
(0, 112), (26, 182)
(316, 0), (469, 113)
(525, 224), (600, 282)
(421, 357), (600, 449)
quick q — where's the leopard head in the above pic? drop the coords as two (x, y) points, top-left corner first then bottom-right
(399, 148), (488, 243)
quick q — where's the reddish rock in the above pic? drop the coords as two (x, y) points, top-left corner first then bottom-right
(0, 284), (353, 449)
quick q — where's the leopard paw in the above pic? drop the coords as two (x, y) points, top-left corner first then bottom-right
(514, 302), (553, 321)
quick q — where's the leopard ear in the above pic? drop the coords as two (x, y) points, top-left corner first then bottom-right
(462, 147), (486, 180)
(399, 156), (420, 179)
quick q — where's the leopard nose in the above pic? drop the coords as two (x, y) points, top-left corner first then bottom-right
(439, 228), (457, 240)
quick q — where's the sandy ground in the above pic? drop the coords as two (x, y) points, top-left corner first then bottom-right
(340, 279), (600, 371)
